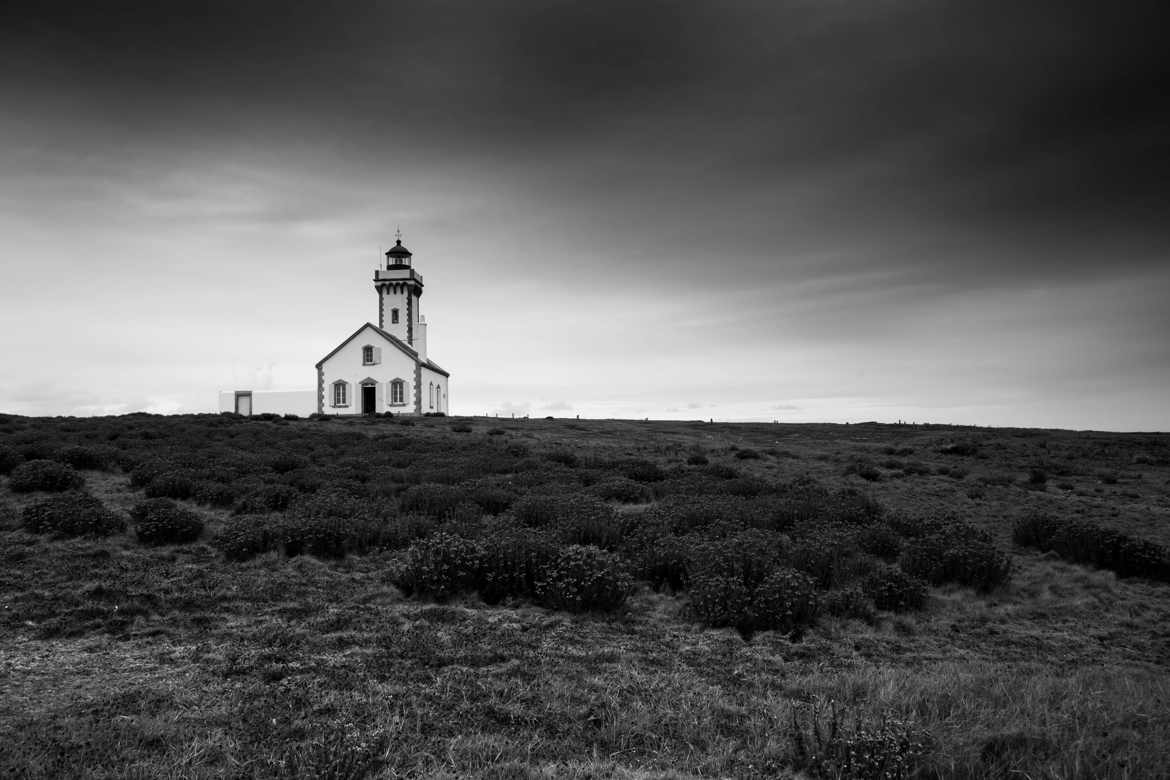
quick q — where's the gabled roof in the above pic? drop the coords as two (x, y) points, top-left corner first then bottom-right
(423, 359), (450, 377)
(315, 322), (417, 368)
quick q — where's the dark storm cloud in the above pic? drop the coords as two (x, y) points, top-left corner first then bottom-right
(4, 0), (1167, 281)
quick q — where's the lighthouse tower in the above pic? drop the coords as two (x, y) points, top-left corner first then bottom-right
(374, 232), (426, 357)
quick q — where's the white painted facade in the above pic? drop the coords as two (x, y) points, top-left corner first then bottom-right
(315, 237), (450, 415)
(219, 236), (451, 416)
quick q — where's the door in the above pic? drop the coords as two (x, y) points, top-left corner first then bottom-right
(235, 392), (252, 416)
(361, 385), (376, 415)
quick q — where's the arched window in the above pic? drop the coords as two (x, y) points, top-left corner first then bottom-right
(390, 379), (405, 405)
(332, 381), (347, 407)
(391, 308), (400, 324)
(429, 382), (434, 409)
(362, 345), (374, 364)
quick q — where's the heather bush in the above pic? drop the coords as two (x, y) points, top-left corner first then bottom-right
(788, 523), (868, 589)
(394, 532), (484, 600)
(192, 480), (237, 508)
(232, 484), (300, 515)
(144, 470), (198, 500)
(1013, 514), (1170, 581)
(900, 524), (1012, 591)
(535, 545), (633, 613)
(788, 701), (935, 779)
(465, 483), (516, 515)
(686, 452), (709, 466)
(545, 450), (579, 467)
(9, 459), (84, 493)
(862, 565), (927, 612)
(21, 492), (125, 537)
(130, 498), (204, 545)
(623, 459), (665, 482)
(128, 460), (169, 489)
(276, 514), (372, 558)
(214, 516), (279, 561)
(687, 527), (785, 592)
(57, 445), (110, 471)
(857, 523), (902, 561)
(687, 573), (752, 629)
(822, 587), (877, 623)
(399, 482), (468, 518)
(269, 453), (308, 474)
(747, 567), (819, 633)
(478, 527), (559, 604)
(0, 445), (23, 475)
(734, 448), (762, 460)
(622, 524), (690, 591)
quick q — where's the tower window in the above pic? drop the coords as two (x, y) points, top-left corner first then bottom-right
(390, 379), (405, 405)
(391, 308), (400, 324)
(332, 381), (348, 407)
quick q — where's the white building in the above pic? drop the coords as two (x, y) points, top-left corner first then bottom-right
(219, 236), (450, 416)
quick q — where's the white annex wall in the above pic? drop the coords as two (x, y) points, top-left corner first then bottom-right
(320, 325), (419, 415)
(217, 390), (317, 415)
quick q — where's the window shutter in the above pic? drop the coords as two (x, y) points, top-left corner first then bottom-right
(347, 382), (354, 408)
(374, 347), (382, 364)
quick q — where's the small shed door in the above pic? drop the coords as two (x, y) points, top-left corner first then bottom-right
(235, 393), (252, 416)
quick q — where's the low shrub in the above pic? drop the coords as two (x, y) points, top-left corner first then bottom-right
(545, 450), (579, 467)
(862, 565), (926, 612)
(622, 525), (690, 591)
(686, 452), (709, 466)
(535, 545), (632, 613)
(192, 480), (237, 508)
(399, 483), (468, 518)
(844, 459), (881, 482)
(689, 566), (818, 635)
(450, 423), (473, 433)
(22, 492), (125, 537)
(214, 517), (280, 561)
(900, 524), (1012, 591)
(1013, 514), (1170, 581)
(623, 459), (665, 482)
(857, 523), (902, 561)
(269, 453), (308, 474)
(591, 477), (652, 504)
(276, 514), (377, 558)
(233, 484), (300, 515)
(0, 445), (23, 475)
(394, 532), (484, 600)
(130, 498), (204, 545)
(9, 459), (84, 493)
(788, 701), (934, 780)
(465, 484), (516, 515)
(56, 445), (110, 471)
(478, 527), (559, 604)
(734, 448), (762, 460)
(144, 470), (198, 500)
(822, 587), (877, 623)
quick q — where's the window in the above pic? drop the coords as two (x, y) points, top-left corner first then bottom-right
(391, 308), (400, 324)
(332, 381), (347, 407)
(362, 345), (374, 364)
(429, 382), (434, 409)
(390, 379), (405, 405)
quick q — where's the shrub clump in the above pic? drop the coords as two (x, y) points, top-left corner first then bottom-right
(22, 492), (125, 537)
(213, 517), (279, 561)
(57, 445), (110, 471)
(399, 483), (468, 518)
(862, 564), (927, 612)
(9, 459), (84, 493)
(478, 527), (559, 604)
(689, 566), (818, 635)
(394, 532), (484, 601)
(789, 702), (935, 780)
(1013, 514), (1170, 581)
(591, 477), (653, 504)
(144, 470), (198, 500)
(130, 498), (204, 545)
(232, 484), (300, 515)
(0, 445), (23, 475)
(534, 545), (633, 613)
(899, 524), (1012, 591)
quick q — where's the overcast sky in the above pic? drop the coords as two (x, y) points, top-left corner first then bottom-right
(2, 1), (1167, 429)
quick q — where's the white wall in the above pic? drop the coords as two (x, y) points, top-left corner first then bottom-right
(420, 365), (449, 414)
(320, 325), (419, 415)
(217, 390), (317, 416)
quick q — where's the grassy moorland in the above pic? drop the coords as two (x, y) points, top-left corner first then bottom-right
(1, 412), (1168, 779)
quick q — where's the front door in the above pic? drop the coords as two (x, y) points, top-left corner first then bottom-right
(235, 392), (252, 416)
(361, 385), (376, 415)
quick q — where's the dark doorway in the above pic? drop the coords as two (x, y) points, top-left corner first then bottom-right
(361, 385), (376, 415)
